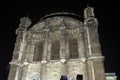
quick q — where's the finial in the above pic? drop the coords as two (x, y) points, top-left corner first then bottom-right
(19, 16), (32, 29)
(84, 4), (95, 19)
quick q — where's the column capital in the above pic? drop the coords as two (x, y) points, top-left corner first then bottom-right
(41, 59), (47, 63)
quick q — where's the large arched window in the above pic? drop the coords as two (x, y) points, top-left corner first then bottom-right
(51, 40), (60, 60)
(69, 38), (79, 59)
(33, 42), (43, 61)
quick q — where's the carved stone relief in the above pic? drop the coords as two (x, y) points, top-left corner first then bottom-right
(29, 72), (40, 80)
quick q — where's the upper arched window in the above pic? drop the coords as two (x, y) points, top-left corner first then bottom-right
(69, 38), (79, 59)
(51, 40), (60, 60)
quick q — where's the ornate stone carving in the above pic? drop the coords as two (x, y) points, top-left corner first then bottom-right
(68, 73), (77, 80)
(49, 31), (60, 41)
(31, 16), (83, 33)
(8, 11), (107, 80)
(32, 34), (44, 43)
(29, 73), (40, 80)
(19, 17), (32, 28)
(84, 7), (95, 19)
(67, 29), (79, 39)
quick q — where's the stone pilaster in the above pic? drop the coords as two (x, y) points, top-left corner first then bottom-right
(12, 39), (22, 61)
(87, 57), (105, 80)
(9, 32), (27, 80)
(42, 28), (49, 63)
(59, 24), (67, 63)
(78, 29), (86, 59)
(47, 40), (51, 61)
(8, 64), (17, 80)
(15, 65), (23, 80)
(66, 41), (69, 60)
(40, 63), (46, 80)
(18, 32), (27, 61)
(29, 43), (36, 62)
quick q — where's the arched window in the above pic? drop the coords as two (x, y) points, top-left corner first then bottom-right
(51, 40), (60, 60)
(69, 38), (79, 59)
(33, 42), (43, 61)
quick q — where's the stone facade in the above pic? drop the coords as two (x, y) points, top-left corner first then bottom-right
(8, 7), (107, 80)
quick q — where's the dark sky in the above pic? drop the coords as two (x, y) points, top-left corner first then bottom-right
(0, 0), (119, 80)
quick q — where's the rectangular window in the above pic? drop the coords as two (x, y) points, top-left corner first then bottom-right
(51, 40), (60, 60)
(33, 42), (43, 61)
(69, 38), (79, 59)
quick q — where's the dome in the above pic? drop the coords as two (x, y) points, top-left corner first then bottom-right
(30, 12), (84, 32)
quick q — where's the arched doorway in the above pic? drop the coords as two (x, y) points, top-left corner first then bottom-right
(60, 75), (68, 80)
(76, 74), (83, 80)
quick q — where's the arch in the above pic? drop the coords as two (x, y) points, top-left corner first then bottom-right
(48, 72), (61, 80)
(29, 72), (40, 80)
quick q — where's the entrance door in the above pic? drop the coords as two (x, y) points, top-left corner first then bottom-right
(60, 75), (68, 80)
(76, 74), (83, 80)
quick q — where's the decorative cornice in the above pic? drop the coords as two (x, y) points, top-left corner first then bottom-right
(9, 61), (24, 66)
(60, 59), (67, 63)
(41, 59), (47, 63)
(40, 12), (81, 21)
(88, 55), (104, 60)
(84, 17), (98, 27)
(80, 56), (87, 62)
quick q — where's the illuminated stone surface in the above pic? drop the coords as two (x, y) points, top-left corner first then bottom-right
(8, 8), (116, 80)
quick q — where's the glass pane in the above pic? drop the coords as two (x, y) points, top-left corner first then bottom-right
(69, 38), (79, 59)
(51, 40), (60, 60)
(33, 42), (43, 61)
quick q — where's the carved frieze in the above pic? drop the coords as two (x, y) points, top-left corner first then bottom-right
(29, 72), (40, 80)
(49, 31), (60, 41)
(67, 28), (79, 39)
(32, 34), (44, 43)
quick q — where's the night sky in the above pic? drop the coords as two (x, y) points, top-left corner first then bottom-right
(0, 0), (119, 80)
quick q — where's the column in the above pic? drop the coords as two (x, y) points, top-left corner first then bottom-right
(41, 28), (50, 63)
(78, 29), (89, 80)
(47, 40), (51, 61)
(15, 31), (27, 80)
(15, 65), (23, 80)
(18, 32), (27, 61)
(8, 64), (17, 80)
(40, 63), (46, 80)
(30, 42), (36, 62)
(78, 29), (87, 61)
(66, 41), (69, 60)
(59, 25), (67, 63)
(40, 28), (49, 80)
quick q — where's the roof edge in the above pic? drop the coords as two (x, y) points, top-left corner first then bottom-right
(40, 12), (82, 21)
